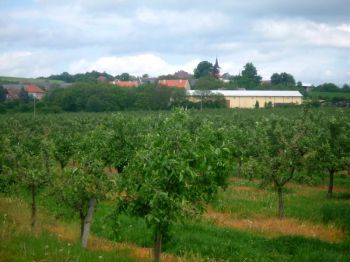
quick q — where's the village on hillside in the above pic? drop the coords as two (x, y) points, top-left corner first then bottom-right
(0, 59), (349, 112)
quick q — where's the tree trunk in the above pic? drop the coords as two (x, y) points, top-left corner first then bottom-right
(79, 210), (85, 239)
(153, 229), (162, 262)
(237, 159), (242, 177)
(81, 198), (96, 249)
(347, 166), (350, 176)
(59, 161), (64, 172)
(277, 187), (284, 219)
(328, 170), (334, 198)
(31, 184), (37, 229)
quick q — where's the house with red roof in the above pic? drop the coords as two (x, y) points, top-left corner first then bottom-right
(25, 84), (45, 99)
(158, 79), (190, 90)
(113, 80), (139, 88)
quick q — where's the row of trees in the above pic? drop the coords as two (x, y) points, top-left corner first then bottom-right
(192, 61), (350, 94)
(43, 83), (226, 112)
(313, 83), (350, 92)
(0, 83), (227, 113)
(0, 110), (231, 261)
(192, 61), (302, 91)
(1, 108), (349, 261)
(43, 71), (147, 83)
(35, 60), (349, 93)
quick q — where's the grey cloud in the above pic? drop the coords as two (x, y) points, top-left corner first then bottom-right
(0, 0), (349, 85)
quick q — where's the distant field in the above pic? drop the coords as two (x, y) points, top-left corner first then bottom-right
(0, 76), (65, 85)
(308, 91), (350, 99)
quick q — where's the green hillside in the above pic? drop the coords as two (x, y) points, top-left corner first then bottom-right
(0, 76), (65, 85)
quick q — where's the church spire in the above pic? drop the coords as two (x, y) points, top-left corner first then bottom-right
(213, 57), (220, 79)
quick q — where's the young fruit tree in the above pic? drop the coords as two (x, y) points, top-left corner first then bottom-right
(313, 114), (349, 198)
(12, 129), (53, 229)
(115, 110), (230, 262)
(252, 113), (310, 219)
(52, 126), (116, 248)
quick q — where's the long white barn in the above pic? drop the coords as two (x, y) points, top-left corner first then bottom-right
(187, 90), (303, 108)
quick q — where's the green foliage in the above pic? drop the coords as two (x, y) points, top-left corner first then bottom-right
(44, 82), (186, 112)
(230, 63), (262, 89)
(115, 109), (230, 256)
(115, 73), (133, 81)
(255, 100), (259, 109)
(1, 108), (350, 261)
(311, 113), (349, 174)
(314, 83), (341, 92)
(191, 90), (227, 109)
(0, 104), (6, 114)
(18, 87), (30, 103)
(271, 72), (296, 86)
(52, 126), (116, 214)
(193, 75), (222, 90)
(46, 70), (114, 83)
(0, 85), (6, 102)
(194, 61), (213, 79)
(308, 91), (350, 106)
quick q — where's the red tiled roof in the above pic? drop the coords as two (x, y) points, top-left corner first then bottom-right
(25, 84), (44, 93)
(158, 79), (188, 89)
(115, 81), (139, 88)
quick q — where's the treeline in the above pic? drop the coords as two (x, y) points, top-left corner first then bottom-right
(40, 71), (115, 83)
(313, 83), (350, 92)
(40, 71), (142, 83)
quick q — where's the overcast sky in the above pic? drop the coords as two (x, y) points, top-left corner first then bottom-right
(0, 0), (349, 85)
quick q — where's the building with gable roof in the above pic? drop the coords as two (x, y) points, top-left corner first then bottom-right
(25, 84), (45, 99)
(113, 80), (140, 88)
(187, 90), (303, 108)
(158, 79), (190, 89)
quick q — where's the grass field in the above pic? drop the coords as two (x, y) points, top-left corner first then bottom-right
(0, 76), (64, 85)
(1, 172), (349, 261)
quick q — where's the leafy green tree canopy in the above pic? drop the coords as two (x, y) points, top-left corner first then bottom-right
(231, 63), (262, 89)
(116, 109), (230, 261)
(270, 72), (296, 86)
(194, 61), (213, 79)
(194, 75), (222, 90)
(314, 83), (339, 92)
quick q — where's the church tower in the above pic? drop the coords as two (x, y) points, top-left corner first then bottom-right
(213, 57), (221, 79)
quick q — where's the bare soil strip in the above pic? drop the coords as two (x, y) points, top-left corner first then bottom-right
(205, 208), (345, 243)
(230, 185), (266, 193)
